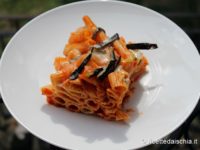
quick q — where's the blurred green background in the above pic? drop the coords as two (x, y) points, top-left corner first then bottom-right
(0, 0), (199, 15)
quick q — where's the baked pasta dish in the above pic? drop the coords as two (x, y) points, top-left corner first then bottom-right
(41, 16), (157, 121)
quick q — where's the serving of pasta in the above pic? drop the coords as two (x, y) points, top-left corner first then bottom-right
(41, 16), (157, 121)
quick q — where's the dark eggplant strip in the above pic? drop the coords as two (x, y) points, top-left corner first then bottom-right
(93, 33), (119, 50)
(126, 43), (158, 50)
(115, 56), (121, 68)
(97, 50), (120, 80)
(92, 27), (106, 39)
(97, 61), (116, 80)
(69, 48), (94, 80)
(89, 68), (103, 78)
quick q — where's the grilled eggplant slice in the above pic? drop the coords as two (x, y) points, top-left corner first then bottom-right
(92, 27), (106, 39)
(69, 48), (94, 80)
(97, 50), (120, 80)
(93, 33), (119, 50)
(126, 43), (158, 50)
(89, 68), (104, 78)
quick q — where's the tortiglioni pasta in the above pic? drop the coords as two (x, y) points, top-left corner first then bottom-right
(41, 16), (157, 121)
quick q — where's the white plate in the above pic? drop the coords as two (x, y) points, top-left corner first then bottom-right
(0, 1), (200, 150)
